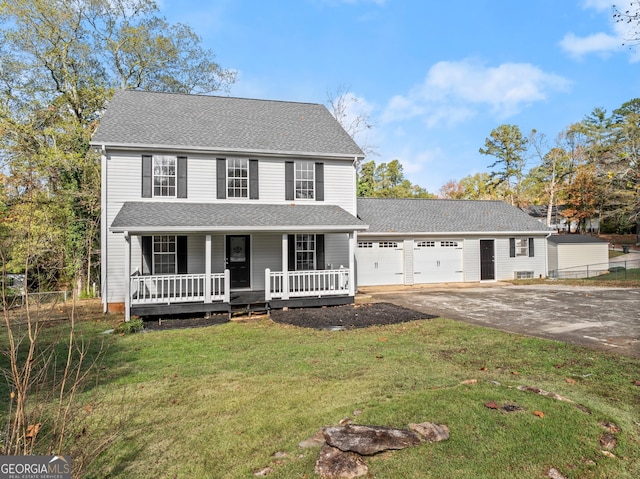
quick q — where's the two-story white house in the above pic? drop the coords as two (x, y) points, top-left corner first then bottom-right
(91, 90), (367, 320)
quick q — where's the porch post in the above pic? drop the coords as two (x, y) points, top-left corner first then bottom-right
(205, 234), (212, 303)
(124, 231), (131, 322)
(282, 234), (290, 300)
(348, 231), (356, 296)
(223, 269), (230, 303)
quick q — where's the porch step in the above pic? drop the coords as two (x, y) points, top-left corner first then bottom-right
(229, 301), (270, 319)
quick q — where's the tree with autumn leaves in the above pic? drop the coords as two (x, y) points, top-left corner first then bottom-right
(434, 99), (640, 241)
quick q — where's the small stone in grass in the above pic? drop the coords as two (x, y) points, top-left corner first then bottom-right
(547, 467), (567, 479)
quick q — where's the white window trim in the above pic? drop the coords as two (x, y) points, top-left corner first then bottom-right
(152, 156), (177, 198)
(153, 235), (177, 275)
(515, 238), (528, 257)
(295, 161), (315, 200)
(227, 158), (249, 199)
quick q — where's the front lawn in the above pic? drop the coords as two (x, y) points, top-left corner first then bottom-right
(2, 305), (639, 478)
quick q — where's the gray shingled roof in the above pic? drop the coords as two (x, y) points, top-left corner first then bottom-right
(110, 202), (366, 233)
(357, 198), (551, 234)
(547, 234), (607, 244)
(91, 90), (364, 158)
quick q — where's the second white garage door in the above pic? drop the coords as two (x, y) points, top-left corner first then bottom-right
(413, 240), (463, 283)
(356, 240), (404, 286)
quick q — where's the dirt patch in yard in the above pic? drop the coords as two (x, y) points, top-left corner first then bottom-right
(271, 302), (435, 329)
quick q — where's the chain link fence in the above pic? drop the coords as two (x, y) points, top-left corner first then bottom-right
(549, 257), (640, 281)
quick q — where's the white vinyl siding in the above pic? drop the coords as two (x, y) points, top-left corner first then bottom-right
(496, 236), (546, 280)
(252, 234), (281, 290)
(103, 151), (357, 304)
(324, 233), (350, 269)
(464, 237), (481, 282)
(188, 235), (206, 274)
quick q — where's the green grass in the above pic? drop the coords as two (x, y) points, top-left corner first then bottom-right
(590, 267), (640, 282)
(2, 307), (640, 478)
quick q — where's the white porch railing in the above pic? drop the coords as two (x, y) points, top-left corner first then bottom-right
(265, 268), (350, 300)
(130, 271), (229, 305)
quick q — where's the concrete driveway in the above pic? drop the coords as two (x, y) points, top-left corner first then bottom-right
(362, 284), (640, 357)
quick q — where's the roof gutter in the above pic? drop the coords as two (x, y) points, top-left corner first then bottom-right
(110, 224), (369, 234)
(90, 142), (365, 162)
(358, 230), (553, 237)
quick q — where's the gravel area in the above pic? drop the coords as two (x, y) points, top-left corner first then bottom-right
(142, 302), (434, 331)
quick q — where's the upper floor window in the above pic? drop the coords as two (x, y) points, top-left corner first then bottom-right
(227, 158), (248, 198)
(295, 161), (315, 199)
(285, 161), (324, 201)
(217, 158), (259, 200)
(142, 155), (186, 198)
(153, 157), (176, 197)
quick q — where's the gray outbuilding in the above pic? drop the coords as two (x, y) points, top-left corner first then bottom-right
(547, 234), (609, 279)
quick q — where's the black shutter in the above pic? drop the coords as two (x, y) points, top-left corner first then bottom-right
(315, 162), (324, 201)
(285, 161), (294, 200)
(141, 236), (152, 274)
(288, 234), (296, 271)
(177, 156), (187, 198)
(142, 155), (152, 198)
(528, 237), (535, 257)
(249, 159), (259, 199)
(217, 158), (226, 199)
(316, 234), (325, 270)
(177, 236), (188, 274)
(509, 238), (516, 258)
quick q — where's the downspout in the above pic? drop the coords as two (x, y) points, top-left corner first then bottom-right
(545, 232), (553, 278)
(100, 145), (108, 313)
(352, 155), (359, 216)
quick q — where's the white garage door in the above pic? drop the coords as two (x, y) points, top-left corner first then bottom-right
(413, 240), (463, 283)
(356, 240), (404, 286)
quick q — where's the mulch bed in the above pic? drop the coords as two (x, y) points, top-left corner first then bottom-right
(142, 302), (434, 331)
(270, 302), (435, 329)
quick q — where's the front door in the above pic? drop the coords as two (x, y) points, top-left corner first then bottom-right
(480, 239), (495, 280)
(226, 235), (250, 288)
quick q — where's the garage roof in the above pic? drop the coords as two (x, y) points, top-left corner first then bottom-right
(357, 198), (551, 234)
(547, 234), (607, 244)
(110, 202), (367, 233)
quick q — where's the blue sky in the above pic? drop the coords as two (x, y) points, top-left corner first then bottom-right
(159, 0), (639, 193)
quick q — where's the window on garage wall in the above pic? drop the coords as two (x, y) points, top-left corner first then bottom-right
(510, 238), (535, 257)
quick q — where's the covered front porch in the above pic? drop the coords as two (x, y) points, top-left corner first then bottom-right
(112, 202), (367, 320)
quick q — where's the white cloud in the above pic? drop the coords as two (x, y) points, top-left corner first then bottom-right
(559, 32), (621, 57)
(560, 1), (639, 60)
(381, 59), (570, 127)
